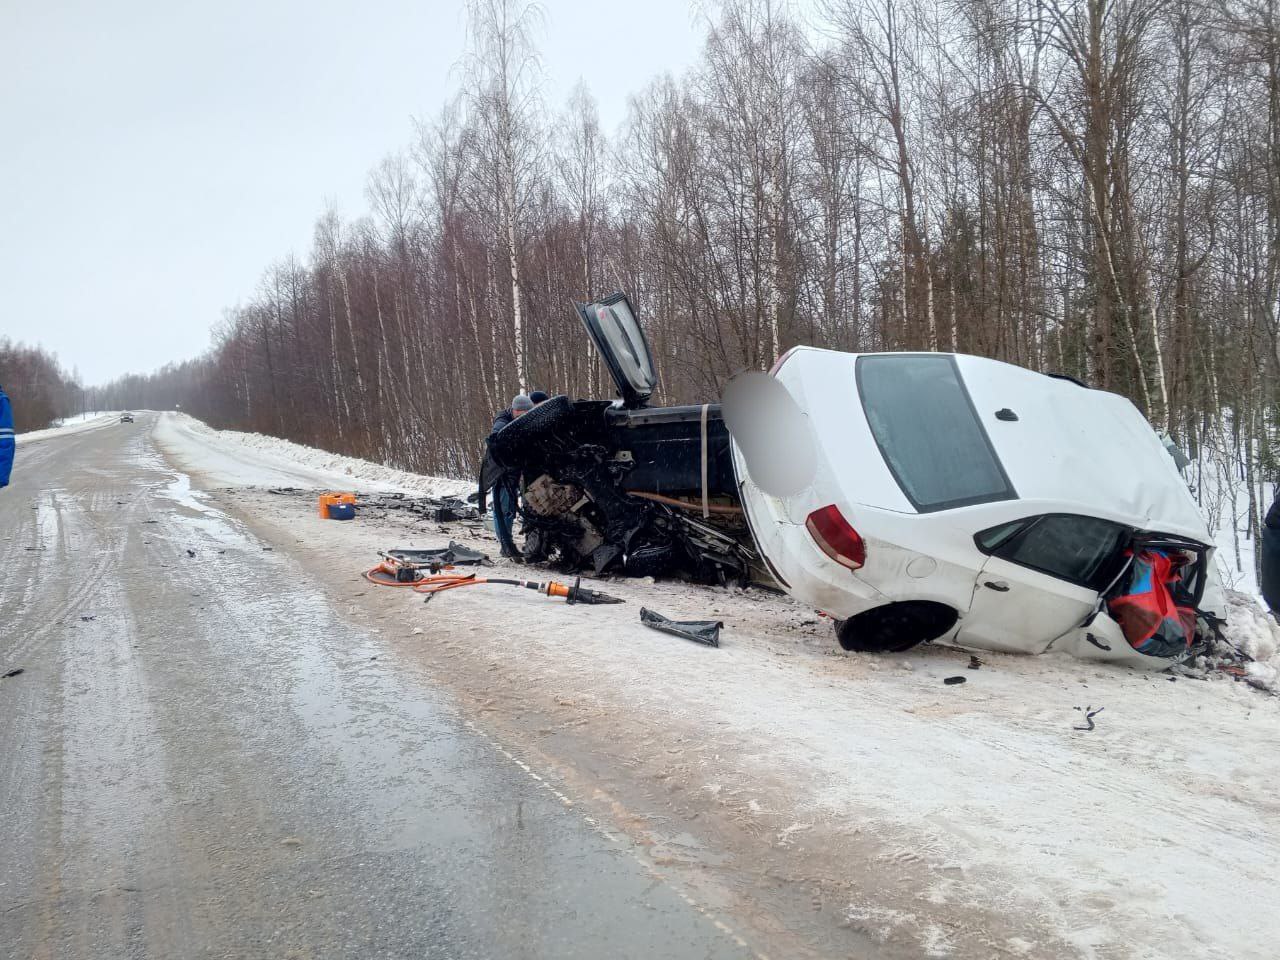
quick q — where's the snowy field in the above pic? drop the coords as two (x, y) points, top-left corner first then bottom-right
(137, 410), (1280, 960)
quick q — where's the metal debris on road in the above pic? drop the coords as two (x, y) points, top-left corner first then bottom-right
(365, 544), (490, 585)
(270, 487), (481, 523)
(1074, 706), (1105, 731)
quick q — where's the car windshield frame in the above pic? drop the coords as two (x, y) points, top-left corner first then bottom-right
(855, 354), (1017, 513)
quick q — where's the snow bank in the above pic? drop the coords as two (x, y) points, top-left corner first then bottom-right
(1219, 590), (1280, 694)
(15, 412), (122, 445)
(153, 412), (471, 498)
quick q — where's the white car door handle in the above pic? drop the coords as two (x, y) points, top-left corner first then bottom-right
(983, 580), (1010, 592)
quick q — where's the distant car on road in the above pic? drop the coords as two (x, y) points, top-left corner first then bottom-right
(120, 412), (135, 423)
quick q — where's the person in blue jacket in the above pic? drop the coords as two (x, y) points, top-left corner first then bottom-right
(0, 383), (13, 488)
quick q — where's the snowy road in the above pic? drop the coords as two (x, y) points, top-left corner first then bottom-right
(0, 415), (758, 959)
(5, 413), (1280, 960)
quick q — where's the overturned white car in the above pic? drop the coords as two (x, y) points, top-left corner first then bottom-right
(728, 348), (1224, 667)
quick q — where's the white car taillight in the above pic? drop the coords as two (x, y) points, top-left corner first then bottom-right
(805, 504), (866, 570)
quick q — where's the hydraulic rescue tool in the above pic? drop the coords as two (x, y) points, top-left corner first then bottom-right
(364, 550), (624, 606)
(413, 573), (624, 604)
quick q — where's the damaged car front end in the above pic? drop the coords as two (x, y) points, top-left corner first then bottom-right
(481, 293), (758, 585)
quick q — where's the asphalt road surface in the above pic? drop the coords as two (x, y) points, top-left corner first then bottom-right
(0, 416), (756, 960)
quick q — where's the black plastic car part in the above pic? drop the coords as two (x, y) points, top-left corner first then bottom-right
(640, 607), (723, 647)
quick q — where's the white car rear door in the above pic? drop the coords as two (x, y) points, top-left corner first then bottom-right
(959, 513), (1128, 654)
(959, 554), (1099, 654)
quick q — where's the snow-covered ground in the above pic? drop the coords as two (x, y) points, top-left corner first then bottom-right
(1179, 434), (1280, 691)
(15, 411), (122, 444)
(148, 410), (1280, 689)
(153, 412), (471, 497)
(145, 410), (1280, 960)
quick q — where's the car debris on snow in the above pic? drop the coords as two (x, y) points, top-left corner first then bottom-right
(639, 608), (723, 647)
(267, 487), (482, 525)
(479, 294), (760, 587)
(1073, 706), (1105, 731)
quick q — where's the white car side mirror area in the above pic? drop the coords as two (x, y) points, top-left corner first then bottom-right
(722, 370), (818, 498)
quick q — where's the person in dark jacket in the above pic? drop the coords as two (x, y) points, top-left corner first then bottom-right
(1262, 489), (1280, 616)
(487, 394), (534, 559)
(0, 383), (13, 488)
(529, 390), (549, 405)
(490, 393), (534, 434)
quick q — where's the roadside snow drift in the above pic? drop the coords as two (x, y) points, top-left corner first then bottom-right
(153, 412), (470, 497)
(15, 411), (122, 445)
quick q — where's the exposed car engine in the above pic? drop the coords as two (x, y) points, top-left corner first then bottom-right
(483, 392), (758, 585)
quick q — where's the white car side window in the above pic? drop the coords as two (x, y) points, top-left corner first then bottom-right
(979, 515), (1128, 590)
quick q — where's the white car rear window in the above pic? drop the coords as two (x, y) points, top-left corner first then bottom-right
(857, 354), (1016, 512)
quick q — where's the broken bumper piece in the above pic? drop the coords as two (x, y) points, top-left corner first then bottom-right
(639, 607), (723, 647)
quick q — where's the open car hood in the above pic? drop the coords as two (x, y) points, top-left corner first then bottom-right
(575, 293), (657, 409)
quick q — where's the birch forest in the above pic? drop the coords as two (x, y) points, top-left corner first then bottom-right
(0, 341), (82, 433)
(95, 0), (1279, 549)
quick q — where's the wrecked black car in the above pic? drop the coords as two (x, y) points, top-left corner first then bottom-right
(479, 293), (759, 585)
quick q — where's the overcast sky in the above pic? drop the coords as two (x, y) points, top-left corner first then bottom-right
(0, 0), (706, 384)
